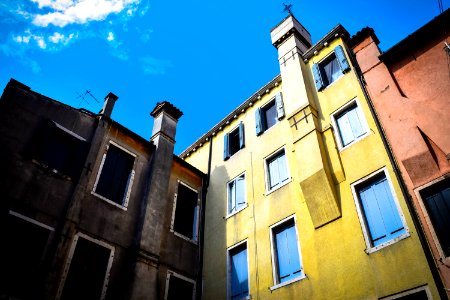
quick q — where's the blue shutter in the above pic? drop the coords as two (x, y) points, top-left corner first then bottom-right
(231, 246), (249, 299)
(275, 92), (285, 120)
(255, 108), (263, 136)
(275, 223), (301, 283)
(239, 122), (245, 149)
(335, 45), (350, 73)
(224, 133), (230, 160)
(312, 63), (324, 91)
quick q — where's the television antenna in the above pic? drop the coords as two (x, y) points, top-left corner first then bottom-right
(76, 90), (100, 107)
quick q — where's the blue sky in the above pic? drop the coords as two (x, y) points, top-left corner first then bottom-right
(1, 0), (448, 154)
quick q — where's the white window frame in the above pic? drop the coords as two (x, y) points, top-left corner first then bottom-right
(379, 285), (432, 299)
(92, 140), (136, 211)
(264, 146), (291, 194)
(317, 51), (344, 89)
(351, 167), (410, 254)
(415, 176), (450, 262)
(269, 215), (305, 291)
(56, 233), (115, 300)
(227, 239), (250, 300)
(226, 172), (247, 218)
(9, 210), (55, 232)
(331, 98), (370, 151)
(261, 98), (278, 133)
(170, 180), (200, 244)
(164, 270), (196, 300)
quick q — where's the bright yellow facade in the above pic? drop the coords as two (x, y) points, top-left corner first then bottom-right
(182, 16), (440, 300)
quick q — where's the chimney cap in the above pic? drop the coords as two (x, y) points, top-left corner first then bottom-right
(150, 101), (183, 120)
(105, 92), (118, 101)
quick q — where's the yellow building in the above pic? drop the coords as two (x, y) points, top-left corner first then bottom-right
(181, 15), (441, 299)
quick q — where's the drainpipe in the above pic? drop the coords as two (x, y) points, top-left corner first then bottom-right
(348, 44), (448, 300)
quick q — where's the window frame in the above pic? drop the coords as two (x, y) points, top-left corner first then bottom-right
(227, 240), (250, 300)
(170, 180), (200, 244)
(264, 147), (291, 194)
(164, 270), (196, 300)
(379, 285), (431, 299)
(331, 98), (370, 150)
(56, 233), (115, 300)
(312, 45), (351, 91)
(224, 122), (245, 160)
(415, 176), (450, 261)
(351, 167), (410, 253)
(269, 215), (305, 291)
(255, 92), (285, 136)
(92, 140), (136, 211)
(226, 172), (247, 217)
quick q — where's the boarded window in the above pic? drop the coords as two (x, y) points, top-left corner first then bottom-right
(94, 144), (135, 206)
(420, 178), (450, 257)
(173, 183), (199, 240)
(229, 243), (249, 299)
(2, 213), (51, 299)
(30, 119), (89, 179)
(166, 274), (195, 300)
(61, 237), (112, 300)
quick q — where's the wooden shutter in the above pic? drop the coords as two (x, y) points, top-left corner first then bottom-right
(275, 223), (301, 283)
(223, 133), (230, 160)
(230, 245), (249, 299)
(275, 92), (285, 120)
(239, 122), (245, 149)
(312, 63), (324, 91)
(335, 45), (350, 73)
(255, 108), (263, 136)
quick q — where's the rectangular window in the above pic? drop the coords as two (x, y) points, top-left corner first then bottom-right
(352, 169), (408, 252)
(30, 119), (89, 179)
(58, 234), (114, 300)
(227, 173), (246, 215)
(3, 211), (53, 299)
(380, 285), (431, 299)
(171, 181), (199, 241)
(333, 100), (368, 148)
(265, 148), (290, 192)
(255, 92), (285, 136)
(93, 142), (135, 209)
(419, 178), (450, 257)
(228, 242), (249, 300)
(164, 271), (195, 300)
(312, 45), (350, 91)
(270, 217), (303, 289)
(224, 122), (245, 160)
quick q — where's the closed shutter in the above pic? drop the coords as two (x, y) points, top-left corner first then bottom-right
(230, 245), (249, 299)
(275, 92), (285, 120)
(312, 63), (324, 91)
(275, 223), (301, 283)
(335, 45), (350, 73)
(223, 133), (230, 160)
(239, 122), (245, 149)
(255, 108), (263, 136)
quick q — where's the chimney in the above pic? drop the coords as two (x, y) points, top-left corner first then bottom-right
(270, 15), (314, 115)
(150, 101), (183, 148)
(101, 92), (118, 118)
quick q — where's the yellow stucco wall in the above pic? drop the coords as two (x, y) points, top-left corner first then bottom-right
(184, 37), (439, 299)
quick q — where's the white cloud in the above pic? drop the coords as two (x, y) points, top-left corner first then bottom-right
(140, 56), (173, 75)
(107, 31), (114, 41)
(32, 0), (140, 28)
(48, 32), (76, 44)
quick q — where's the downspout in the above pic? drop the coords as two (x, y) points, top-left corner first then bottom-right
(348, 45), (448, 300)
(196, 135), (213, 300)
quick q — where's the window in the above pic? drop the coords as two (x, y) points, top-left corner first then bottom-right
(380, 286), (431, 299)
(58, 233), (114, 300)
(3, 211), (53, 299)
(164, 271), (195, 300)
(352, 169), (408, 252)
(228, 242), (249, 300)
(171, 181), (199, 241)
(255, 92), (285, 135)
(224, 122), (245, 160)
(265, 148), (290, 192)
(30, 119), (89, 179)
(332, 100), (368, 148)
(312, 45), (350, 91)
(227, 173), (246, 215)
(419, 178), (450, 257)
(270, 217), (303, 289)
(93, 142), (135, 209)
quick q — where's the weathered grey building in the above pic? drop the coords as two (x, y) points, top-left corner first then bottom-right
(0, 79), (205, 300)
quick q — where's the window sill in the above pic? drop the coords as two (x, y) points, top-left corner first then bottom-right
(365, 231), (410, 254)
(171, 230), (198, 245)
(338, 132), (371, 152)
(91, 191), (128, 211)
(269, 274), (305, 291)
(225, 204), (248, 219)
(319, 73), (345, 92)
(265, 178), (292, 196)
